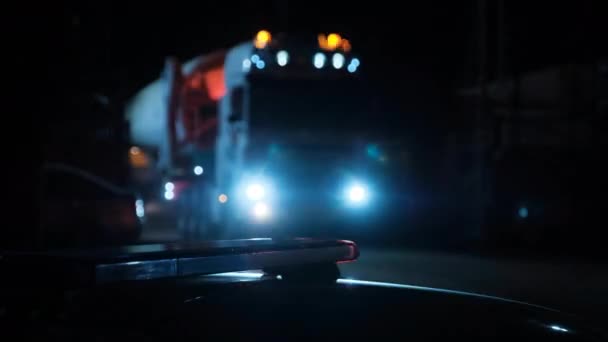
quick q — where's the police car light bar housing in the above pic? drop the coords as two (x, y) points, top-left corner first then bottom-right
(1, 239), (359, 286)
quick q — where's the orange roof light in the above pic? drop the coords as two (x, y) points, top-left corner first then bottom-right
(341, 39), (352, 52)
(318, 34), (329, 50)
(319, 33), (350, 52)
(254, 30), (272, 49)
(327, 33), (342, 50)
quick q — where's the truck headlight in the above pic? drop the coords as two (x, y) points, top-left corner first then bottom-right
(251, 202), (271, 221)
(344, 182), (370, 206)
(246, 183), (266, 201)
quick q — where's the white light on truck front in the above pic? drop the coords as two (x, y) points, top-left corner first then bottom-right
(130, 146), (141, 155)
(347, 58), (360, 73)
(246, 183), (265, 201)
(344, 182), (370, 206)
(277, 50), (289, 66)
(135, 199), (145, 218)
(242, 59), (252, 72)
(164, 182), (175, 200)
(313, 52), (326, 69)
(218, 194), (228, 203)
(348, 185), (367, 202)
(332, 53), (345, 69)
(252, 202), (271, 220)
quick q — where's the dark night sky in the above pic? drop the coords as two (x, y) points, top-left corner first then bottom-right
(43, 1), (607, 116)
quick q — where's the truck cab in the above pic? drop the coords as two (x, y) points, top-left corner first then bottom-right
(213, 32), (369, 235)
(126, 31), (372, 239)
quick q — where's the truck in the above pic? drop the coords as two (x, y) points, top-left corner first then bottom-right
(126, 31), (438, 241)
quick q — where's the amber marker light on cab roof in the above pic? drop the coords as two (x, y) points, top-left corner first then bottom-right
(254, 30), (272, 49)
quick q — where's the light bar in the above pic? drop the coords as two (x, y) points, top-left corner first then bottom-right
(98, 241), (357, 282)
(2, 239), (359, 285)
(318, 33), (352, 52)
(178, 244), (354, 277)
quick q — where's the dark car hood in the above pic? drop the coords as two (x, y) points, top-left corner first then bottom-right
(6, 274), (605, 341)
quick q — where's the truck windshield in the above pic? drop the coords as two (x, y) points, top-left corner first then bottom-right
(249, 78), (392, 134)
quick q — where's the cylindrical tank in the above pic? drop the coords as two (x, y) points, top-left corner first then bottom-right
(125, 79), (168, 149)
